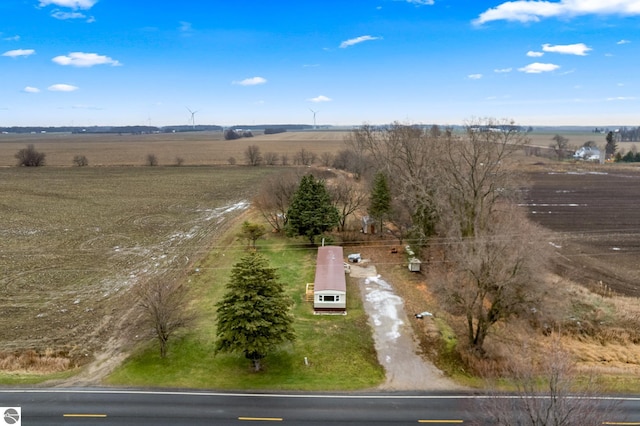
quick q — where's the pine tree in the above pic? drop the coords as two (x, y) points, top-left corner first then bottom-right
(215, 252), (295, 371)
(605, 131), (617, 160)
(286, 174), (339, 244)
(368, 172), (391, 234)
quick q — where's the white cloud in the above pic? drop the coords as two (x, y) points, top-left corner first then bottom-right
(607, 96), (636, 101)
(48, 84), (79, 92)
(617, 39), (631, 44)
(518, 62), (560, 73)
(23, 86), (40, 93)
(339, 35), (382, 48)
(494, 68), (513, 73)
(527, 51), (544, 57)
(52, 52), (121, 67)
(39, 0), (97, 9)
(232, 76), (267, 86)
(51, 11), (87, 20)
(403, 0), (435, 5)
(3, 35), (20, 41)
(2, 49), (35, 58)
(468, 73), (483, 80)
(474, 0), (640, 25)
(308, 95), (332, 103)
(542, 43), (592, 55)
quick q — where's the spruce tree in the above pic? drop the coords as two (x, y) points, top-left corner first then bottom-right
(605, 131), (617, 160)
(368, 172), (391, 234)
(286, 174), (339, 244)
(215, 252), (295, 371)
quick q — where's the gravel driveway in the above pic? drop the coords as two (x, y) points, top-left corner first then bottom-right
(351, 263), (463, 391)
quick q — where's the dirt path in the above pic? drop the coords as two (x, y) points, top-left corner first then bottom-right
(351, 263), (463, 391)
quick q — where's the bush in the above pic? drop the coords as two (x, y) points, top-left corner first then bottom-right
(227, 156), (237, 165)
(15, 144), (46, 167)
(174, 156), (184, 166)
(146, 153), (158, 166)
(72, 155), (88, 167)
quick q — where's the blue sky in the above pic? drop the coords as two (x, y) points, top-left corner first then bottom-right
(1, 0), (638, 127)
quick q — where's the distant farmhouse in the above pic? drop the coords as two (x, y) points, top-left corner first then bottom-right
(573, 146), (601, 161)
(311, 246), (347, 314)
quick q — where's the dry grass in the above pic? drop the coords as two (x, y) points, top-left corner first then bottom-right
(0, 349), (71, 373)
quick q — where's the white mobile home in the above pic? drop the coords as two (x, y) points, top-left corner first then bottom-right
(313, 246), (347, 314)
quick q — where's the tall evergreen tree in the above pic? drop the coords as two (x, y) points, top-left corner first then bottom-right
(215, 252), (295, 371)
(368, 172), (392, 234)
(286, 174), (339, 244)
(605, 131), (617, 160)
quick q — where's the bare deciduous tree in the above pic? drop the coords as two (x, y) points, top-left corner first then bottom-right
(293, 148), (316, 166)
(319, 152), (334, 167)
(15, 144), (46, 167)
(146, 153), (158, 166)
(438, 119), (527, 239)
(347, 123), (443, 242)
(263, 152), (279, 166)
(252, 171), (300, 232)
(244, 144), (263, 166)
(475, 340), (620, 425)
(136, 275), (195, 358)
(331, 148), (371, 180)
(327, 176), (367, 231)
(550, 134), (570, 160)
(280, 153), (289, 166)
(437, 204), (548, 354)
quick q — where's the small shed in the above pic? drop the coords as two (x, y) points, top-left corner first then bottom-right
(408, 257), (421, 272)
(313, 246), (347, 314)
(361, 216), (376, 234)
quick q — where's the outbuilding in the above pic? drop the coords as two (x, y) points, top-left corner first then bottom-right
(313, 245), (347, 314)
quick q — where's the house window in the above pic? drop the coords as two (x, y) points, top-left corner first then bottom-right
(323, 295), (335, 302)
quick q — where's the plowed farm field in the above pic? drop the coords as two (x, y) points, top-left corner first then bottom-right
(524, 167), (640, 297)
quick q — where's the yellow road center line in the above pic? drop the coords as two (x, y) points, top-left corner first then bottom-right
(238, 417), (283, 421)
(63, 414), (108, 418)
(602, 423), (640, 425)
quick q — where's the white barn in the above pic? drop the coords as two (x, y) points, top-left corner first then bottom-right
(313, 246), (347, 314)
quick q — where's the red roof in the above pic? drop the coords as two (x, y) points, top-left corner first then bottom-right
(314, 246), (346, 292)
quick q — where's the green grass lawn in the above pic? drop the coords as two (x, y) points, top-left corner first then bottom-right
(106, 231), (384, 390)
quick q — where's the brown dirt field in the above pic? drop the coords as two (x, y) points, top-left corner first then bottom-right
(0, 131), (349, 167)
(523, 164), (640, 297)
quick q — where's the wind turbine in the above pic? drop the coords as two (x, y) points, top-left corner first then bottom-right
(186, 107), (198, 129)
(309, 108), (318, 130)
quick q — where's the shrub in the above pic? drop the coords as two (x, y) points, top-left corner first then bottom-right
(146, 153), (158, 166)
(15, 144), (46, 167)
(72, 155), (89, 167)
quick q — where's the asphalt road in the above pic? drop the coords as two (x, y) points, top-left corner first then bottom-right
(1, 389), (639, 425)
